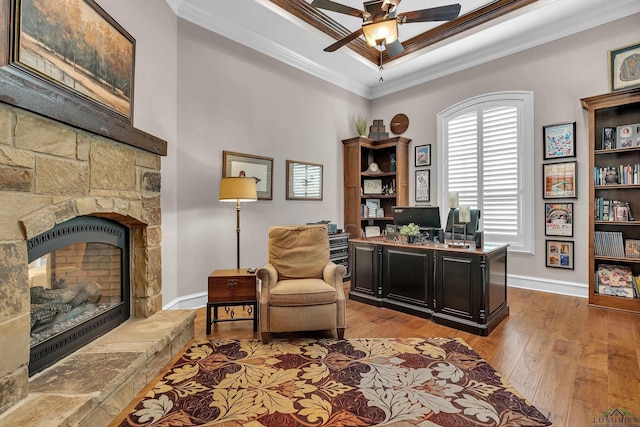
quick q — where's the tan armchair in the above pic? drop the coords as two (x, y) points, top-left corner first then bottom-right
(257, 225), (346, 344)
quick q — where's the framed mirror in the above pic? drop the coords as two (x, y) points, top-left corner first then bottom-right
(286, 160), (323, 200)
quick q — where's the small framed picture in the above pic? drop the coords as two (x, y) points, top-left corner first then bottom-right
(415, 144), (431, 167)
(608, 42), (640, 92)
(546, 240), (574, 269)
(363, 179), (383, 195)
(545, 203), (573, 237)
(415, 169), (430, 203)
(543, 122), (576, 159)
(602, 127), (616, 150)
(543, 161), (577, 199)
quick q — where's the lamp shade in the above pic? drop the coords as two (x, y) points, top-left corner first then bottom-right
(362, 19), (398, 47)
(219, 177), (258, 202)
(448, 192), (459, 209)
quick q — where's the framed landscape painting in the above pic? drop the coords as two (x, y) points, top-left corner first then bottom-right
(14, 0), (135, 121)
(223, 151), (273, 200)
(543, 161), (577, 199)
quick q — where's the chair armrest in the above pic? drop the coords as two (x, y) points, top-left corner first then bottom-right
(257, 263), (278, 293)
(322, 262), (346, 288)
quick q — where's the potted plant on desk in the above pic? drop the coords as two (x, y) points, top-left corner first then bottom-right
(400, 223), (420, 244)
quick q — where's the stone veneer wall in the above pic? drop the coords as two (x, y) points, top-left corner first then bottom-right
(0, 103), (163, 415)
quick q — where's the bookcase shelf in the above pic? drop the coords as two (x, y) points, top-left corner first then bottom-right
(582, 88), (640, 312)
(342, 136), (410, 238)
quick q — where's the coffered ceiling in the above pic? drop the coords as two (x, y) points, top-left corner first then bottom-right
(164, 0), (640, 99)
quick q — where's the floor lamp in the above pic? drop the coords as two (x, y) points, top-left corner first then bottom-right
(219, 177), (258, 269)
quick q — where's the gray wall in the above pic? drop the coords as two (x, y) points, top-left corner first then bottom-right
(89, 3), (640, 303)
(370, 14), (640, 293)
(174, 20), (369, 299)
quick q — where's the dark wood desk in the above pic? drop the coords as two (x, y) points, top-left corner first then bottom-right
(349, 238), (509, 336)
(206, 269), (258, 334)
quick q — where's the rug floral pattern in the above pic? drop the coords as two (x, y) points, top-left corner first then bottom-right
(118, 338), (551, 426)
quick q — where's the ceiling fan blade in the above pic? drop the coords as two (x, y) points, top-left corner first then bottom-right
(324, 28), (364, 52)
(399, 4), (462, 23)
(311, 0), (368, 18)
(385, 39), (404, 57)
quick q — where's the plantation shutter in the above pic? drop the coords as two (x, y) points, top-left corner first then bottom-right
(482, 106), (519, 238)
(446, 106), (520, 240)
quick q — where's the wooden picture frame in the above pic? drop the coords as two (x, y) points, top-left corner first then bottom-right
(222, 151), (273, 200)
(545, 203), (573, 237)
(0, 0), (164, 154)
(543, 161), (577, 199)
(545, 240), (574, 269)
(363, 178), (383, 195)
(415, 169), (430, 203)
(286, 160), (323, 200)
(543, 122), (576, 159)
(609, 42), (640, 92)
(415, 144), (431, 167)
(13, 0), (135, 121)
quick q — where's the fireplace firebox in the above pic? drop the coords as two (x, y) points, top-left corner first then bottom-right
(27, 216), (130, 375)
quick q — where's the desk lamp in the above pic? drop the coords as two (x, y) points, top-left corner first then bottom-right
(447, 191), (470, 248)
(219, 177), (257, 269)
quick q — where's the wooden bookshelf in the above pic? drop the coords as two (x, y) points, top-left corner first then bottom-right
(582, 88), (640, 313)
(342, 136), (410, 238)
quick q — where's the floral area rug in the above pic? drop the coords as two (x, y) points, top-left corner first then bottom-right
(115, 338), (552, 426)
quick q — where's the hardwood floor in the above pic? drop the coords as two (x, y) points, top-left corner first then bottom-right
(164, 285), (640, 426)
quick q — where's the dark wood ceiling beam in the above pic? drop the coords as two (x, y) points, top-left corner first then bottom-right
(270, 0), (538, 66)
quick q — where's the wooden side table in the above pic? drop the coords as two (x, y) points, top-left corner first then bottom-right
(207, 269), (258, 334)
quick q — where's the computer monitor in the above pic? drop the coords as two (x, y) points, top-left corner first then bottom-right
(392, 206), (442, 230)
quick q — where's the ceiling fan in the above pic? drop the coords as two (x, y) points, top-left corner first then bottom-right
(310, 0), (462, 57)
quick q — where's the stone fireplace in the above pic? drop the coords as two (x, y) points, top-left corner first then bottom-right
(0, 102), (171, 419)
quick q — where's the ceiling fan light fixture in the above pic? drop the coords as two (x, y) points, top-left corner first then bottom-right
(362, 19), (398, 47)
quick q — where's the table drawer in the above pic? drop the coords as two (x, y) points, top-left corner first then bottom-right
(208, 276), (256, 303)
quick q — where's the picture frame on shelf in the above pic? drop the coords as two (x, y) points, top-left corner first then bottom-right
(543, 161), (577, 199)
(222, 151), (273, 200)
(415, 169), (430, 203)
(363, 179), (383, 195)
(9, 0), (135, 122)
(545, 203), (573, 237)
(286, 160), (323, 200)
(543, 122), (576, 159)
(415, 144), (431, 167)
(545, 240), (574, 269)
(608, 42), (640, 92)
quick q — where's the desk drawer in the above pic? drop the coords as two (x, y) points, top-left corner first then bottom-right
(208, 276), (256, 303)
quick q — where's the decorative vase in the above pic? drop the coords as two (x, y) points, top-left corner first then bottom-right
(407, 235), (416, 244)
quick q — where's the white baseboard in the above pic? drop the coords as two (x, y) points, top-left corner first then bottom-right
(507, 274), (588, 298)
(163, 291), (207, 310)
(162, 274), (588, 311)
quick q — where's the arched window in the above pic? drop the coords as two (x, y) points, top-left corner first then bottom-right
(437, 91), (534, 253)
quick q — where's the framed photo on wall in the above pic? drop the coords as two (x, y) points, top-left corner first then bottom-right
(415, 169), (430, 203)
(609, 42), (640, 92)
(222, 151), (273, 200)
(545, 240), (574, 269)
(415, 144), (431, 167)
(543, 161), (577, 199)
(286, 160), (323, 200)
(543, 122), (576, 160)
(545, 203), (573, 237)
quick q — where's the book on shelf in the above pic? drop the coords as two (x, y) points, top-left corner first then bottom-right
(594, 198), (635, 221)
(594, 164), (640, 186)
(625, 240), (640, 259)
(593, 231), (625, 257)
(596, 264), (635, 299)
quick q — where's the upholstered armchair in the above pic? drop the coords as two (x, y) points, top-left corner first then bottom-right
(257, 225), (347, 344)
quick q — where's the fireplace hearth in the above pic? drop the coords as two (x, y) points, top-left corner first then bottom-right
(27, 216), (131, 375)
